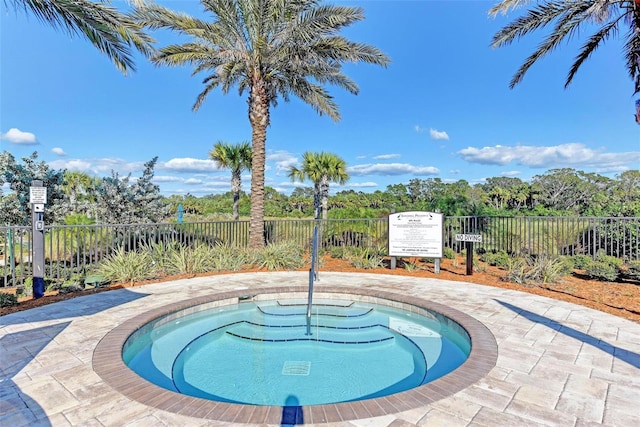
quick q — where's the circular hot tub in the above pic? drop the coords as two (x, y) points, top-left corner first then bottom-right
(93, 284), (497, 424)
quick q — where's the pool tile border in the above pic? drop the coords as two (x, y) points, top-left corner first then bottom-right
(92, 285), (498, 425)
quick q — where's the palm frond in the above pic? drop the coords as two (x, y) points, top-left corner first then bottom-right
(566, 19), (619, 89)
(489, 0), (534, 16)
(10, 0), (154, 74)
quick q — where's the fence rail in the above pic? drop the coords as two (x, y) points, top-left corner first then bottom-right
(1, 216), (638, 288)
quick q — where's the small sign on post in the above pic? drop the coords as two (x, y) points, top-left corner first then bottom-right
(455, 234), (482, 275)
(30, 181), (46, 299)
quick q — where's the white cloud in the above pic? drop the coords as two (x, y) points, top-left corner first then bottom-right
(267, 150), (298, 174)
(153, 175), (185, 183)
(457, 143), (640, 169)
(414, 125), (427, 133)
(501, 170), (521, 177)
(348, 163), (439, 176)
(373, 153), (400, 160)
(184, 178), (204, 185)
(347, 181), (378, 188)
(49, 158), (144, 175)
(449, 169), (461, 175)
(163, 157), (217, 172)
(51, 147), (66, 156)
(429, 128), (449, 141)
(1, 128), (38, 144)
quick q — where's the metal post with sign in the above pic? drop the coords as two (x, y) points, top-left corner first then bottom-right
(455, 233), (482, 275)
(30, 180), (47, 298)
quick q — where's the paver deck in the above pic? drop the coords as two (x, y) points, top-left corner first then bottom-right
(1, 272), (639, 426)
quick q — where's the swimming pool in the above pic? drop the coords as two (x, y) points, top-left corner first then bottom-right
(93, 284), (498, 424)
(123, 296), (471, 406)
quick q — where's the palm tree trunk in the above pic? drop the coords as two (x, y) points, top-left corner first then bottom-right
(248, 79), (269, 249)
(320, 177), (329, 220)
(232, 171), (241, 221)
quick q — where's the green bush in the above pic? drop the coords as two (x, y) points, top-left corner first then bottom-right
(442, 247), (456, 260)
(348, 248), (385, 269)
(209, 244), (248, 271)
(595, 251), (623, 268)
(504, 255), (572, 285)
(0, 292), (18, 308)
(584, 261), (619, 282)
(327, 245), (346, 259)
(570, 254), (593, 269)
(252, 242), (305, 271)
(98, 247), (157, 284)
(166, 244), (214, 274)
(480, 250), (511, 268)
(619, 260), (640, 281)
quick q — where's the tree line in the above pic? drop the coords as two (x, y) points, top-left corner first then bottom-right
(2, 150), (638, 227)
(167, 168), (640, 220)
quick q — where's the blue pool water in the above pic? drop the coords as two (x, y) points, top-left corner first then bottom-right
(123, 298), (470, 406)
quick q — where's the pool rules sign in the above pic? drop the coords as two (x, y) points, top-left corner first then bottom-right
(388, 211), (443, 258)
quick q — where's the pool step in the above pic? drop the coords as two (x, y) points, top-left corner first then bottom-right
(226, 322), (395, 344)
(257, 304), (373, 318)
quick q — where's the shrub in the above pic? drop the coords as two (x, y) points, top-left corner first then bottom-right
(480, 250), (511, 268)
(252, 242), (305, 271)
(504, 255), (572, 285)
(595, 250), (623, 268)
(618, 260), (640, 281)
(210, 244), (248, 271)
(0, 292), (18, 308)
(442, 247), (456, 260)
(584, 261), (619, 282)
(98, 247), (157, 284)
(327, 245), (346, 259)
(402, 258), (422, 272)
(570, 254), (593, 270)
(346, 247), (385, 269)
(166, 243), (213, 275)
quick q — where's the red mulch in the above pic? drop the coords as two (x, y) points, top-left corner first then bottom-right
(2, 256), (639, 323)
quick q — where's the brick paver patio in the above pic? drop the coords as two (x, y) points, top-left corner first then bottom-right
(1, 272), (639, 426)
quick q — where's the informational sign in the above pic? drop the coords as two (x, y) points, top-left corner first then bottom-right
(389, 211), (443, 258)
(455, 234), (482, 243)
(29, 186), (47, 204)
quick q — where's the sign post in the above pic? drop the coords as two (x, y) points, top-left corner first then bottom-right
(389, 211), (443, 272)
(30, 180), (47, 298)
(454, 234), (482, 276)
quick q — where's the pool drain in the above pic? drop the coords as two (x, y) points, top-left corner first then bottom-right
(282, 361), (311, 376)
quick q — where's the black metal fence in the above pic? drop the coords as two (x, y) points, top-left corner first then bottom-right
(1, 216), (638, 288)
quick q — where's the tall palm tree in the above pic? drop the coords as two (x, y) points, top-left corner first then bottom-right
(7, 0), (154, 74)
(490, 0), (640, 121)
(134, 0), (389, 248)
(209, 141), (252, 221)
(287, 151), (349, 220)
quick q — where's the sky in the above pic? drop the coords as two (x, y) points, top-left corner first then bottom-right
(1, 0), (639, 197)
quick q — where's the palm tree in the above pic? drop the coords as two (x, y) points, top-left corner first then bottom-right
(209, 141), (252, 221)
(134, 0), (389, 248)
(7, 0), (154, 74)
(490, 0), (640, 121)
(287, 152), (349, 220)
(62, 170), (94, 211)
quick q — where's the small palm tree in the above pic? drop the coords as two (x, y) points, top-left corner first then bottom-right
(288, 152), (349, 220)
(62, 171), (94, 211)
(209, 141), (252, 221)
(490, 0), (640, 121)
(7, 0), (154, 74)
(134, 0), (389, 248)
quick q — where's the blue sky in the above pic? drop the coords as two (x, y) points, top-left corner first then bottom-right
(1, 0), (639, 197)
